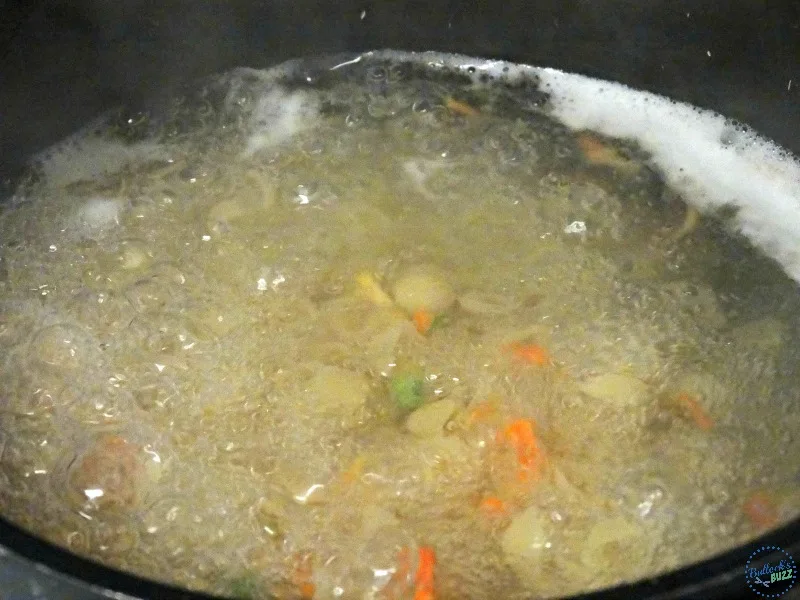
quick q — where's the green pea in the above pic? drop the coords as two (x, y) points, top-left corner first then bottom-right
(389, 372), (425, 411)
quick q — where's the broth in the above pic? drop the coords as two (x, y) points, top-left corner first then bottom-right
(0, 52), (798, 599)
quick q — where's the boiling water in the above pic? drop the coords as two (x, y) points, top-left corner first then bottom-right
(0, 51), (798, 599)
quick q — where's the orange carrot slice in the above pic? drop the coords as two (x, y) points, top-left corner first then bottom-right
(576, 133), (632, 169)
(412, 310), (435, 335)
(499, 419), (547, 482)
(466, 397), (501, 427)
(414, 547), (436, 600)
(341, 455), (367, 483)
(290, 552), (315, 599)
(743, 491), (779, 530)
(505, 341), (551, 366)
(479, 496), (507, 517)
(299, 582), (316, 599)
(445, 97), (479, 117)
(676, 392), (714, 431)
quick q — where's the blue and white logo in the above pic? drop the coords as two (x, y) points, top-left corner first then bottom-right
(745, 545), (796, 598)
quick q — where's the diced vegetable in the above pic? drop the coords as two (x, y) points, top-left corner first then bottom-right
(412, 309), (435, 335)
(675, 392), (714, 431)
(505, 341), (550, 366)
(252, 494), (288, 539)
(445, 97), (479, 117)
(498, 419), (547, 482)
(743, 491), (779, 530)
(366, 318), (416, 372)
(392, 268), (456, 315)
(501, 506), (552, 578)
(465, 397), (500, 427)
(309, 366), (370, 428)
(479, 496), (508, 517)
(580, 373), (650, 407)
(414, 546), (436, 600)
(668, 204), (700, 242)
(67, 434), (149, 512)
(664, 371), (725, 427)
(576, 133), (636, 171)
(340, 455), (368, 484)
(356, 271), (394, 307)
(390, 372), (426, 411)
(299, 582), (316, 599)
(459, 290), (519, 315)
(406, 398), (457, 438)
(429, 313), (450, 331)
(581, 517), (640, 573)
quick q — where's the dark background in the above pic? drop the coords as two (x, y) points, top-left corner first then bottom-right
(1, 0), (798, 184)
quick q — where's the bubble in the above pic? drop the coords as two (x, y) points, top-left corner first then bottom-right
(93, 521), (140, 555)
(133, 378), (179, 412)
(27, 323), (97, 372)
(366, 65), (389, 83)
(140, 495), (185, 536)
(60, 382), (134, 425)
(344, 112), (363, 128)
(366, 94), (406, 119)
(126, 278), (172, 313)
(65, 288), (136, 333)
(116, 238), (153, 270)
(0, 369), (58, 417)
(64, 529), (92, 554)
(249, 487), (297, 541)
(364, 64), (403, 98)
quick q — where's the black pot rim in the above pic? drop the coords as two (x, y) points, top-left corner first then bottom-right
(1, 513), (798, 599)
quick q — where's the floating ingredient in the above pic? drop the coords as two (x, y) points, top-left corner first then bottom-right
(389, 372), (426, 412)
(580, 373), (650, 407)
(413, 546), (437, 600)
(405, 398), (458, 438)
(392, 267), (456, 315)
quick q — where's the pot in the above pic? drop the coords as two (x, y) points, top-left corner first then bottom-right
(0, 2), (798, 599)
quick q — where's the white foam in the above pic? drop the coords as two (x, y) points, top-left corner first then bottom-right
(70, 197), (125, 236)
(34, 118), (169, 189)
(235, 71), (320, 156)
(366, 50), (800, 282)
(534, 68), (800, 280)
